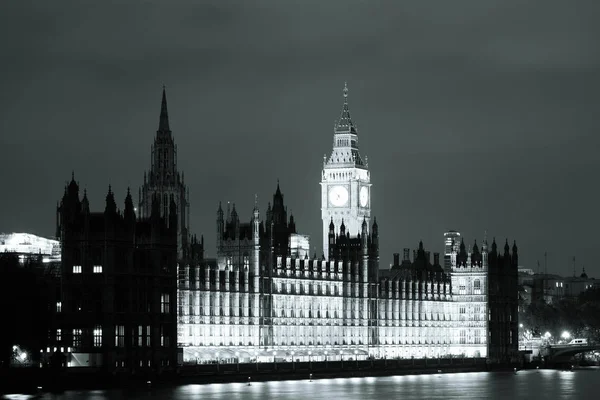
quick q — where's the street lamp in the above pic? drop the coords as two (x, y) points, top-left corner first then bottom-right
(339, 350), (343, 368)
(561, 331), (571, 343)
(308, 351), (312, 370)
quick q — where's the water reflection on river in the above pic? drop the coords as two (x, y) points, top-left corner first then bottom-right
(14, 368), (600, 399)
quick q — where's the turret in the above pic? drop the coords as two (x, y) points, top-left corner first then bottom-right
(81, 189), (90, 215)
(104, 185), (117, 216)
(216, 202), (224, 244)
(124, 188), (135, 227)
(512, 240), (518, 266)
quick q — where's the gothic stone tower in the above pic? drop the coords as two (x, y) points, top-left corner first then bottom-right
(139, 87), (190, 259)
(321, 83), (371, 260)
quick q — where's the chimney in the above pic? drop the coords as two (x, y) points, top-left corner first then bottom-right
(434, 252), (440, 266)
(393, 253), (400, 266)
(403, 248), (410, 261)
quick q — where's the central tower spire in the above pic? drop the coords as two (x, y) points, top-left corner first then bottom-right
(159, 85), (171, 133)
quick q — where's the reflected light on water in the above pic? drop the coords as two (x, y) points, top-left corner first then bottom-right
(36, 368), (600, 400)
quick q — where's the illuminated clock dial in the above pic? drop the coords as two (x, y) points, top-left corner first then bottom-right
(329, 186), (349, 207)
(359, 186), (369, 207)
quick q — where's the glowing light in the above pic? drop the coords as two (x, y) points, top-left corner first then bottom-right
(20, 352), (27, 361)
(561, 331), (571, 340)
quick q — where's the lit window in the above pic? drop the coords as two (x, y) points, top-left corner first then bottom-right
(56, 329), (62, 342)
(161, 293), (170, 314)
(72, 329), (82, 348)
(93, 325), (102, 347)
(243, 256), (249, 269)
(226, 257), (232, 269)
(138, 325), (143, 347)
(458, 278), (466, 295)
(115, 325), (125, 347)
(473, 280), (481, 295)
(146, 325), (151, 347)
(73, 265), (82, 274)
(56, 302), (62, 313)
(93, 265), (103, 273)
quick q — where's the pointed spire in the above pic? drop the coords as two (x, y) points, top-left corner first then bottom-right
(335, 82), (357, 133)
(158, 85), (170, 132)
(124, 187), (135, 221)
(81, 189), (89, 213)
(105, 185), (117, 215)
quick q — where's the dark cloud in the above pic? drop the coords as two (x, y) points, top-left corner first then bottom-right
(0, 0), (598, 276)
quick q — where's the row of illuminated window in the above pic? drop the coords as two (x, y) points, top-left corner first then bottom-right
(54, 293), (170, 314)
(225, 257), (250, 270)
(57, 325), (170, 348)
(456, 279), (482, 295)
(114, 359), (170, 368)
(72, 265), (103, 274)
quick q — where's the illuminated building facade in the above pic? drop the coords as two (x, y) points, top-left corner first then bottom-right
(50, 176), (179, 370)
(321, 83), (371, 259)
(177, 185), (382, 361)
(448, 239), (489, 358)
(173, 84), (510, 362)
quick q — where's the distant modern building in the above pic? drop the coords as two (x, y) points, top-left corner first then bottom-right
(0, 232), (61, 267)
(50, 176), (179, 371)
(525, 268), (598, 304)
(443, 231), (461, 273)
(564, 268), (598, 298)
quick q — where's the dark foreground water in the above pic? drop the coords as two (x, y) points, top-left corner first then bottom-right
(4, 368), (600, 399)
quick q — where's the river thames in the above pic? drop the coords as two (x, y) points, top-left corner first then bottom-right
(6, 369), (600, 399)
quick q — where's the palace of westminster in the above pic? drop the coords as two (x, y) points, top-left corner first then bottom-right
(49, 85), (518, 371)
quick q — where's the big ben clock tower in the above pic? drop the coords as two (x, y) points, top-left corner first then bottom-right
(321, 83), (371, 259)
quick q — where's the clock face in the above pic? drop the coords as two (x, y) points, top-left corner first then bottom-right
(329, 186), (349, 207)
(359, 186), (369, 207)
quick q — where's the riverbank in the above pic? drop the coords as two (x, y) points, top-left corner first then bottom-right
(1, 358), (518, 394)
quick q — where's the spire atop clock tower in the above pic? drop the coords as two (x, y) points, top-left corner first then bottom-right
(335, 82), (356, 134)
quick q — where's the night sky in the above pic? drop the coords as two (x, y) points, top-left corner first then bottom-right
(1, 1), (598, 277)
